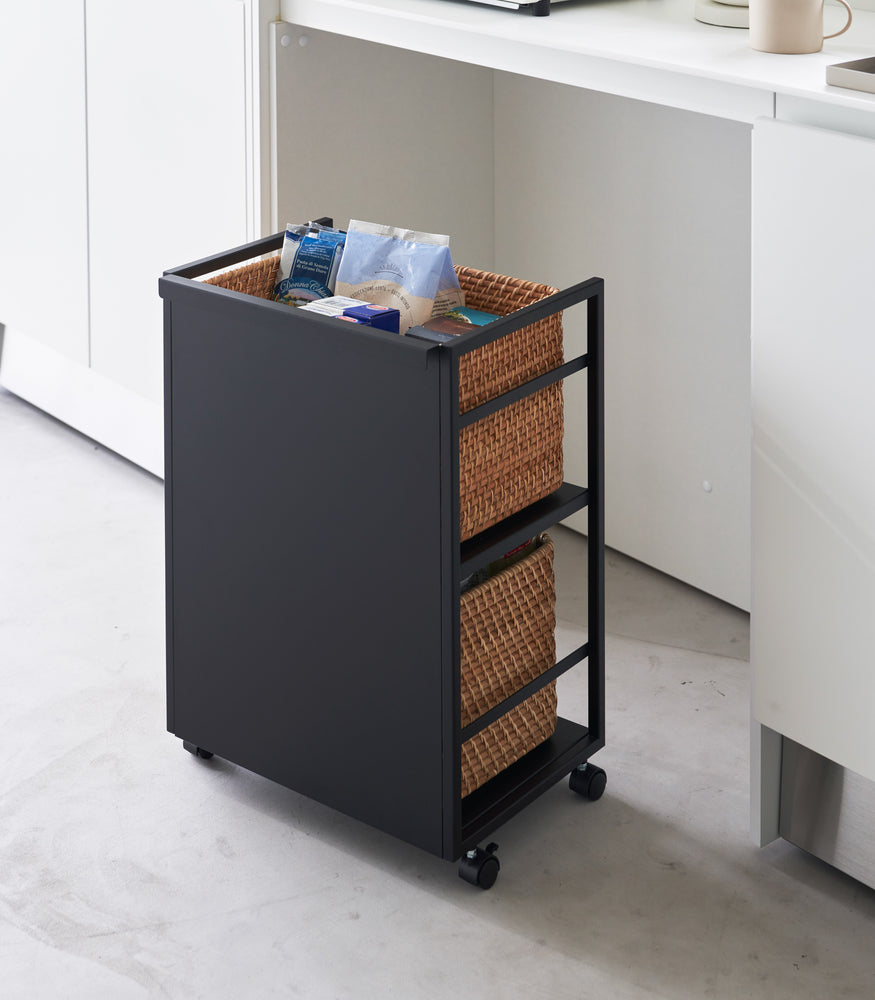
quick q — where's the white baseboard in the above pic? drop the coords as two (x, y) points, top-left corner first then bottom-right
(0, 326), (163, 478)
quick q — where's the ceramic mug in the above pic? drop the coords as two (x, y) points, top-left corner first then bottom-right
(749, 0), (853, 53)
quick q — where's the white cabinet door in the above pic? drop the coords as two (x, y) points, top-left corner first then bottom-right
(85, 0), (250, 403)
(751, 117), (875, 782)
(0, 1), (89, 361)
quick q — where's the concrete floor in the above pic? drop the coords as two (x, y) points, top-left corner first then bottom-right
(1, 384), (874, 999)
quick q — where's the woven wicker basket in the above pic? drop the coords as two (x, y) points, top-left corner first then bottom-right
(454, 266), (563, 540)
(203, 256), (564, 541)
(460, 536), (557, 797)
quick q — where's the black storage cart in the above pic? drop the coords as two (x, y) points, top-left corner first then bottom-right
(159, 230), (605, 889)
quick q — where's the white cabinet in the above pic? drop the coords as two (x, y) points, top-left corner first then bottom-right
(0, 1), (89, 361)
(0, 0), (263, 475)
(751, 117), (875, 784)
(85, 0), (251, 404)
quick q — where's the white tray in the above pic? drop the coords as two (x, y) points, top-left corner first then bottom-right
(827, 56), (875, 94)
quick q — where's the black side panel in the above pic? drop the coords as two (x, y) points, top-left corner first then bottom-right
(165, 290), (446, 856)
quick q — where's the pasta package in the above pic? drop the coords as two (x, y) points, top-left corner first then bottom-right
(334, 220), (463, 334)
(273, 223), (346, 306)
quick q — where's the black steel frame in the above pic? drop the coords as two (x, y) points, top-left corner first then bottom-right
(160, 231), (604, 864)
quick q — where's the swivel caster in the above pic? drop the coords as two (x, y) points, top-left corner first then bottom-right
(569, 761), (606, 800)
(458, 842), (500, 890)
(183, 740), (213, 760)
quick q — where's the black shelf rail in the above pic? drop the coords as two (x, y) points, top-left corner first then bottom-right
(459, 483), (589, 577)
(459, 644), (590, 742)
(458, 356), (588, 429)
(461, 720), (601, 848)
(446, 278), (604, 357)
(447, 275), (606, 857)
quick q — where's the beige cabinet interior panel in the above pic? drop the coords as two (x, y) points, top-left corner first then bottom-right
(270, 25), (495, 271)
(494, 74), (752, 610)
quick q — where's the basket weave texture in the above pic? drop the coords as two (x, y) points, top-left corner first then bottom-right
(203, 256), (564, 541)
(454, 266), (564, 540)
(460, 537), (557, 797)
(453, 265), (563, 414)
(204, 254), (280, 297)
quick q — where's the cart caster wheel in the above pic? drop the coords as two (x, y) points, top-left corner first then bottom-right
(570, 762), (606, 800)
(458, 842), (500, 890)
(183, 740), (213, 760)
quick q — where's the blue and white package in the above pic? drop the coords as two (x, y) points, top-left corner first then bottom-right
(334, 220), (463, 334)
(273, 223), (346, 306)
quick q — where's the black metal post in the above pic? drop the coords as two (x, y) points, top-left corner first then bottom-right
(587, 283), (606, 745)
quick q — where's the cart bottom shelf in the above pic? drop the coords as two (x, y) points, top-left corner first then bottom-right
(460, 717), (602, 851)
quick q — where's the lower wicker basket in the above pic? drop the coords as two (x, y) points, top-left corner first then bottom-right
(203, 253), (564, 542)
(460, 536), (557, 798)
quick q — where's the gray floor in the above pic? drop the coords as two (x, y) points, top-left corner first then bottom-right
(2, 384), (874, 999)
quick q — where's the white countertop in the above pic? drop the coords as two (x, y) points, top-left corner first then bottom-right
(281, 0), (875, 120)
